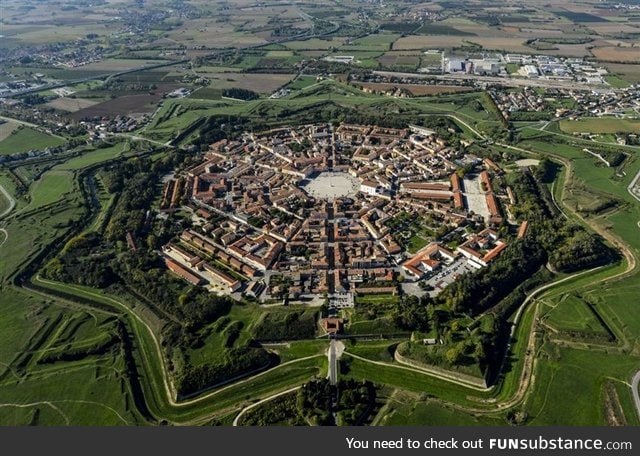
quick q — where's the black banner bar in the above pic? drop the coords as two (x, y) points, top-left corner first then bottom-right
(1, 427), (638, 456)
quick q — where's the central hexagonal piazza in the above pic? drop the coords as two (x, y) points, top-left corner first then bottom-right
(160, 123), (508, 301)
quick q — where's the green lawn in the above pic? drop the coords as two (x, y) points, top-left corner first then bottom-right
(383, 399), (505, 426)
(524, 346), (640, 425)
(0, 127), (65, 155)
(0, 187), (9, 215)
(56, 143), (128, 170)
(355, 294), (400, 305)
(343, 356), (493, 408)
(604, 75), (630, 89)
(0, 198), (83, 283)
(186, 303), (264, 367)
(286, 76), (318, 90)
(407, 234), (429, 253)
(27, 170), (75, 209)
(543, 294), (610, 335)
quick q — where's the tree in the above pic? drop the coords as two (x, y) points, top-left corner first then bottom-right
(445, 344), (464, 365)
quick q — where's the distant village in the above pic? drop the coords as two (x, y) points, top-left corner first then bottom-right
(158, 123), (529, 307)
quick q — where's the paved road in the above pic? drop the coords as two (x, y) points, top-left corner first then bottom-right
(632, 371), (640, 421)
(328, 338), (338, 385)
(327, 339), (345, 386)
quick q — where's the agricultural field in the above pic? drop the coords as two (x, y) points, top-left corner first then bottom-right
(76, 59), (169, 72)
(1, 23), (112, 46)
(205, 73), (296, 94)
(376, 52), (421, 69)
(603, 63), (640, 84)
(341, 34), (400, 51)
(604, 75), (631, 89)
(0, 127), (65, 155)
(45, 97), (101, 113)
(285, 76), (318, 91)
(0, 120), (20, 142)
(68, 90), (178, 120)
(559, 118), (640, 135)
(591, 46), (640, 63)
(284, 37), (345, 51)
(164, 20), (267, 49)
(393, 35), (468, 51)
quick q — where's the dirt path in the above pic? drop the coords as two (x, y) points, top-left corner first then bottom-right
(627, 169), (640, 203)
(632, 371), (640, 422)
(0, 401), (70, 424)
(232, 386), (301, 426)
(0, 182), (16, 220)
(0, 115), (66, 140)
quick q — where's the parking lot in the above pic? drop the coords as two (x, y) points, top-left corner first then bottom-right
(424, 258), (477, 297)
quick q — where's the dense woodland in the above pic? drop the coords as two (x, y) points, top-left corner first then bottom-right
(239, 378), (377, 426)
(252, 310), (318, 341)
(176, 346), (273, 397)
(222, 88), (259, 101)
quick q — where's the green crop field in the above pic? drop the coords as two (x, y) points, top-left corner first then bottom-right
(0, 127), (65, 155)
(560, 118), (640, 134)
(284, 38), (344, 50)
(604, 75), (631, 88)
(341, 34), (400, 51)
(286, 76), (318, 90)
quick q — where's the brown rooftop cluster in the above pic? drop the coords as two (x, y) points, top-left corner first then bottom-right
(158, 123), (515, 299)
